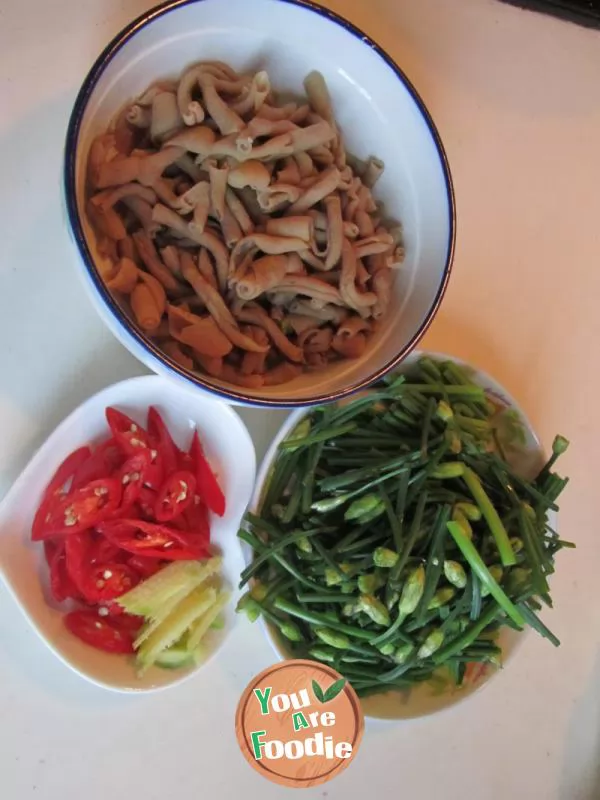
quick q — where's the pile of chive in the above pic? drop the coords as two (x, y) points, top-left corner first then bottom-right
(237, 357), (573, 697)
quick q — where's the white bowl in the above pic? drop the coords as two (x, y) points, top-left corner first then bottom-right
(245, 351), (549, 719)
(0, 375), (256, 692)
(63, 0), (455, 407)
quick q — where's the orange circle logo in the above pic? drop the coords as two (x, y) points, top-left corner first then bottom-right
(235, 660), (364, 788)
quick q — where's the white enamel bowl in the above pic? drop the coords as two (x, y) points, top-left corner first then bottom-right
(0, 376), (256, 692)
(63, 0), (455, 408)
(245, 352), (550, 719)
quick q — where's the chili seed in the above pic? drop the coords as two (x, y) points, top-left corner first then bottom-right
(64, 507), (78, 526)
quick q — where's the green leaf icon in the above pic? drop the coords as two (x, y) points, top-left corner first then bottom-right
(312, 677), (346, 703)
(323, 677), (346, 703)
(312, 679), (325, 703)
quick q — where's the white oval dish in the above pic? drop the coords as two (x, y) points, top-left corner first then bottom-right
(63, 0), (455, 407)
(0, 375), (256, 692)
(244, 351), (550, 719)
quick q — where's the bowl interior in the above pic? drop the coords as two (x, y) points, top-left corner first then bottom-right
(68, 0), (453, 404)
(245, 351), (547, 719)
(0, 375), (256, 692)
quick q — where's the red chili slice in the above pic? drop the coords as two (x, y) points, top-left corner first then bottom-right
(64, 532), (91, 595)
(32, 447), (92, 541)
(70, 439), (124, 490)
(88, 533), (124, 565)
(64, 609), (137, 654)
(143, 455), (164, 492)
(44, 539), (59, 569)
(34, 478), (122, 540)
(105, 409), (164, 488)
(154, 470), (196, 522)
(147, 407), (181, 477)
(106, 407), (151, 455)
(136, 485), (158, 520)
(97, 519), (210, 561)
(178, 449), (194, 472)
(189, 431), (226, 517)
(116, 450), (153, 511)
(81, 562), (140, 604)
(44, 540), (80, 603)
(168, 514), (190, 532)
(111, 612), (145, 633)
(64, 533), (133, 605)
(184, 495), (210, 539)
(127, 554), (164, 579)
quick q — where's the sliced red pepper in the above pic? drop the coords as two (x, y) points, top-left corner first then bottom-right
(88, 533), (124, 565)
(142, 454), (164, 492)
(64, 609), (137, 654)
(40, 447), (92, 497)
(49, 552), (72, 603)
(65, 534), (132, 605)
(127, 554), (164, 579)
(105, 409), (164, 487)
(116, 449), (153, 511)
(178, 449), (194, 472)
(32, 447), (92, 541)
(110, 612), (145, 633)
(34, 478), (122, 540)
(97, 519), (210, 561)
(70, 439), (124, 490)
(105, 410), (163, 487)
(106, 407), (152, 455)
(44, 540), (80, 603)
(154, 470), (196, 522)
(136, 485), (158, 520)
(189, 431), (226, 517)
(169, 514), (190, 532)
(184, 495), (211, 539)
(81, 562), (140, 604)
(147, 406), (181, 477)
(44, 539), (59, 569)
(64, 532), (91, 595)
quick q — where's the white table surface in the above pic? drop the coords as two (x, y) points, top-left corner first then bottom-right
(1, 0), (599, 797)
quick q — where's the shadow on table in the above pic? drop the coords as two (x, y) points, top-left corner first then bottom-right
(0, 4), (153, 696)
(0, 0), (175, 495)
(0, 583), (137, 709)
(421, 308), (539, 418)
(559, 649), (600, 800)
(317, 0), (600, 119)
(0, 86), (147, 496)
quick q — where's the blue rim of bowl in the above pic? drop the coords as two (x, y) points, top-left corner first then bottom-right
(63, 0), (456, 408)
